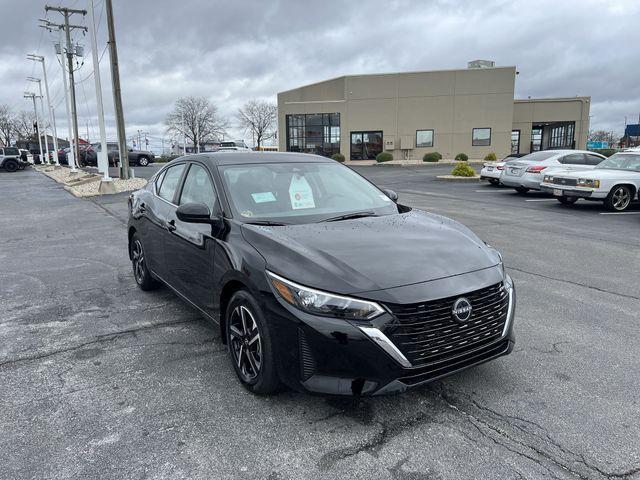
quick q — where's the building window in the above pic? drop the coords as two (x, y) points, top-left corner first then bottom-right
(416, 130), (434, 148)
(472, 128), (491, 146)
(285, 113), (340, 158)
(511, 130), (520, 154)
(531, 127), (543, 151)
(350, 131), (383, 160)
(549, 122), (575, 149)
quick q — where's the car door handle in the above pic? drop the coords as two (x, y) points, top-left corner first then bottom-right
(165, 219), (176, 232)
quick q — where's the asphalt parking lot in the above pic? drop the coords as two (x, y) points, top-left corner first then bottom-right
(1, 165), (639, 480)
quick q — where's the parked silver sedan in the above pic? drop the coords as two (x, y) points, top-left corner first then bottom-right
(500, 150), (606, 193)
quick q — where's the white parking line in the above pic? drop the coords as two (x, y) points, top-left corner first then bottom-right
(525, 199), (558, 202)
(599, 211), (640, 215)
(474, 190), (513, 193)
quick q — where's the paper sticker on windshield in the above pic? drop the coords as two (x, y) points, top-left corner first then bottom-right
(378, 194), (391, 202)
(251, 191), (276, 203)
(289, 175), (315, 209)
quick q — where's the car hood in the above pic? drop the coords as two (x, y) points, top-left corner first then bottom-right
(241, 210), (500, 295)
(551, 169), (640, 180)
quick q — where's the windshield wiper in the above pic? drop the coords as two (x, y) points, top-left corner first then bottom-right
(321, 211), (377, 223)
(244, 220), (289, 226)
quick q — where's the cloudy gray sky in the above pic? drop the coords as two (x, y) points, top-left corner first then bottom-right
(1, 0), (638, 151)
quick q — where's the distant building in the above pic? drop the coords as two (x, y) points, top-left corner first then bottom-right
(278, 65), (590, 160)
(15, 135), (70, 153)
(620, 124), (640, 148)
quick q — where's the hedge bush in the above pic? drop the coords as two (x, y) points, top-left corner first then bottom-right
(423, 152), (442, 162)
(331, 153), (345, 162)
(451, 162), (476, 177)
(376, 152), (393, 163)
(455, 153), (469, 161)
(483, 152), (497, 161)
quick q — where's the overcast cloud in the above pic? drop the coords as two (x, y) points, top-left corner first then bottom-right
(1, 0), (638, 151)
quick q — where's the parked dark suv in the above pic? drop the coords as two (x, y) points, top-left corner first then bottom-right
(86, 142), (155, 167)
(127, 152), (516, 396)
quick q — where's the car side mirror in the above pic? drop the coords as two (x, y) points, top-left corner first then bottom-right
(381, 188), (398, 202)
(175, 202), (212, 223)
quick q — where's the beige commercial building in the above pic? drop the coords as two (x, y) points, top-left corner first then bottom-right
(277, 65), (590, 161)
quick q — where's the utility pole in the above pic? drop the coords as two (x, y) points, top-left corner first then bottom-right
(88, 0), (111, 184)
(27, 54), (60, 166)
(24, 92), (44, 164)
(57, 31), (77, 172)
(105, 0), (129, 179)
(43, 6), (87, 168)
(26, 77), (48, 163)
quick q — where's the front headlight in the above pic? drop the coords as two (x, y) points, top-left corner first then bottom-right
(266, 271), (384, 320)
(577, 178), (600, 188)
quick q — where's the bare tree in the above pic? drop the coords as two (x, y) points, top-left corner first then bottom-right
(237, 100), (277, 148)
(0, 104), (15, 146)
(165, 96), (228, 150)
(13, 110), (37, 140)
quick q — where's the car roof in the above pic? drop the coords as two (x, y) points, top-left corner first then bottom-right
(178, 151), (335, 166)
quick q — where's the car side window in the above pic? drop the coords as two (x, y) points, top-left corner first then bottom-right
(560, 153), (585, 165)
(157, 164), (186, 203)
(179, 164), (218, 213)
(586, 154), (604, 166)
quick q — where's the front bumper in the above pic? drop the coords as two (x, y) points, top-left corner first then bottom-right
(262, 273), (516, 396)
(540, 184), (605, 199)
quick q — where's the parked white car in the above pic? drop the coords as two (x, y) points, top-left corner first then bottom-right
(540, 151), (640, 211)
(480, 154), (526, 185)
(500, 150), (606, 193)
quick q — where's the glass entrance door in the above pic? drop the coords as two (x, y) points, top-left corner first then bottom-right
(350, 131), (383, 160)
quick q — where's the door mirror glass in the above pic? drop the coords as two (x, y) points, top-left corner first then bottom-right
(175, 202), (211, 223)
(381, 188), (398, 202)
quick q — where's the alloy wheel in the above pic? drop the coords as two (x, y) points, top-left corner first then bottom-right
(229, 305), (262, 382)
(612, 187), (631, 211)
(132, 239), (145, 284)
(139, 157), (149, 166)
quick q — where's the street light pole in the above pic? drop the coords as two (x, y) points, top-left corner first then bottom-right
(24, 93), (44, 164)
(33, 78), (49, 163)
(27, 54), (60, 166)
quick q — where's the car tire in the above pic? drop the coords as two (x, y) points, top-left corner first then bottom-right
(138, 156), (149, 167)
(489, 178), (499, 186)
(225, 290), (280, 395)
(604, 185), (633, 212)
(514, 187), (529, 194)
(130, 233), (160, 291)
(3, 159), (18, 172)
(558, 197), (578, 205)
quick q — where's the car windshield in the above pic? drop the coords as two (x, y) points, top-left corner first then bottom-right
(595, 153), (640, 172)
(219, 162), (399, 224)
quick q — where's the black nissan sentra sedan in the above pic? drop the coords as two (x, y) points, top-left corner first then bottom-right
(127, 152), (516, 396)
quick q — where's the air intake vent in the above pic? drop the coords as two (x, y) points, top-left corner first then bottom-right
(298, 328), (317, 381)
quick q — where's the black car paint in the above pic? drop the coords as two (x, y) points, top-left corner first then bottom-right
(128, 152), (515, 395)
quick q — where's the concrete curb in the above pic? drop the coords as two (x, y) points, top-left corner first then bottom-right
(435, 175), (481, 182)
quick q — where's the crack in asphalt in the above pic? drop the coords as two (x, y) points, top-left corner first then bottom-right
(508, 266), (640, 301)
(0, 318), (197, 369)
(317, 410), (434, 471)
(432, 388), (640, 480)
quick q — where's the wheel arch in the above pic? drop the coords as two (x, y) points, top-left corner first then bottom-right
(218, 277), (253, 345)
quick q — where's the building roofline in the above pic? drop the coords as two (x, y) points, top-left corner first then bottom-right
(515, 96), (591, 103)
(278, 66), (517, 95)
